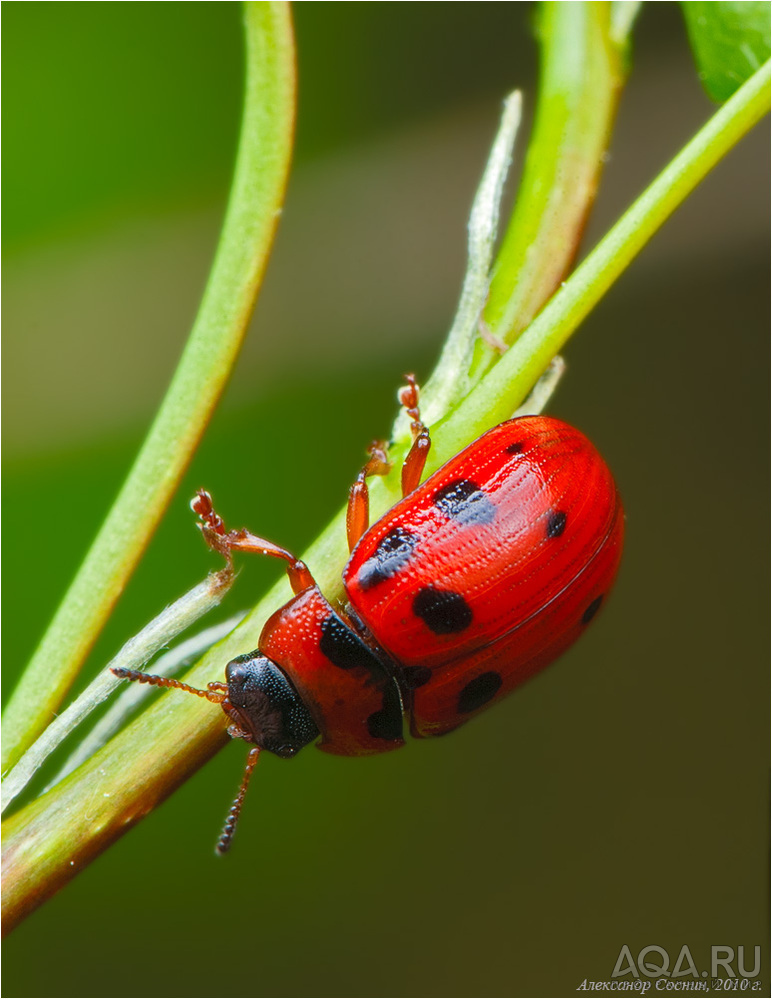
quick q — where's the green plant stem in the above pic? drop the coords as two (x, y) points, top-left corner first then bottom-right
(370, 59), (771, 503)
(442, 56), (772, 444)
(2, 656), (233, 934)
(471, 1), (631, 379)
(45, 611), (247, 792)
(3, 55), (768, 936)
(1, 567), (234, 813)
(423, 1), (632, 426)
(1, 2), (296, 774)
(418, 91), (523, 428)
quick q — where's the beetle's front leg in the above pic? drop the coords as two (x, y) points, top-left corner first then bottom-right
(191, 490), (315, 595)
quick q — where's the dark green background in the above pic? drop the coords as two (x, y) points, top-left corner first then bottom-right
(3, 3), (769, 996)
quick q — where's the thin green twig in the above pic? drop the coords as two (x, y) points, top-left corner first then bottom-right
(441, 57), (772, 445)
(1, 568), (234, 813)
(43, 611), (247, 793)
(475, 1), (633, 374)
(1, 2), (296, 773)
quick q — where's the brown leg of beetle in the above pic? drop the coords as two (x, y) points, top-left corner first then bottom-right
(401, 428), (431, 496)
(346, 440), (391, 551)
(346, 374), (433, 549)
(398, 374), (425, 440)
(191, 489), (315, 594)
(398, 374), (432, 496)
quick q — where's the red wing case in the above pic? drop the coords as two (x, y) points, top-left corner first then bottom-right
(344, 417), (624, 736)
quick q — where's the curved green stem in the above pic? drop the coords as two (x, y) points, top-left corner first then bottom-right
(422, 2), (633, 428)
(442, 57), (771, 444)
(1, 568), (234, 813)
(1, 2), (296, 773)
(475, 1), (632, 375)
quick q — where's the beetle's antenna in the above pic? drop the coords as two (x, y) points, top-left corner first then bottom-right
(216, 747), (261, 855)
(111, 667), (227, 704)
(114, 666), (260, 852)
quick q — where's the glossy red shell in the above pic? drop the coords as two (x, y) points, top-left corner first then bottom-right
(259, 587), (404, 756)
(258, 414), (623, 755)
(344, 416), (624, 738)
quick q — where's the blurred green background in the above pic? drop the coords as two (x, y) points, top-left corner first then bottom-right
(3, 3), (768, 996)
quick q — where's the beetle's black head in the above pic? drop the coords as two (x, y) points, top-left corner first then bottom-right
(223, 652), (319, 758)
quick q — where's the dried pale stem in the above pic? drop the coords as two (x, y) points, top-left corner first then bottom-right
(43, 612), (247, 794)
(1, 569), (234, 813)
(418, 91), (522, 427)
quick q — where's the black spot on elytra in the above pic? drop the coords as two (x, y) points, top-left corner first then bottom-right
(547, 510), (567, 538)
(357, 526), (418, 590)
(400, 665), (432, 689)
(413, 586), (473, 634)
(319, 614), (383, 672)
(433, 478), (496, 526)
(366, 678), (404, 741)
(505, 441), (524, 454)
(582, 595), (604, 625)
(458, 671), (502, 713)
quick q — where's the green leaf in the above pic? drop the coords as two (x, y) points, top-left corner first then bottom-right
(683, 1), (771, 102)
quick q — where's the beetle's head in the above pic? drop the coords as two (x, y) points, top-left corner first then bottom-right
(223, 652), (319, 759)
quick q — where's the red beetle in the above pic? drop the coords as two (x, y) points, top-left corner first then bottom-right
(115, 376), (623, 851)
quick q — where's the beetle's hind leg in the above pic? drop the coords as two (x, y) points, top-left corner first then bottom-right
(346, 440), (391, 552)
(398, 374), (431, 497)
(346, 375), (433, 552)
